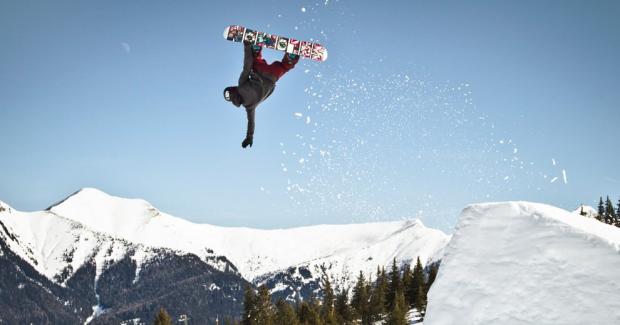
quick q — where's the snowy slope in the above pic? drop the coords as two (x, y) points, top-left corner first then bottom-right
(41, 188), (448, 288)
(424, 202), (620, 325)
(573, 204), (597, 218)
(0, 199), (156, 285)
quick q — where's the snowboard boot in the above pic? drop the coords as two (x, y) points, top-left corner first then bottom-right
(223, 87), (243, 107)
(251, 45), (263, 58)
(284, 53), (300, 66)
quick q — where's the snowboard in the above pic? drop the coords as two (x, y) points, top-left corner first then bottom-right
(223, 25), (328, 62)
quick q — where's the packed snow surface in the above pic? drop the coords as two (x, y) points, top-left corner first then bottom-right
(424, 201), (620, 325)
(3, 188), (449, 286)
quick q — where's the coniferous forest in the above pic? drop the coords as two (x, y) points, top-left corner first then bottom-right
(150, 258), (440, 325)
(231, 257), (439, 325)
(585, 196), (620, 228)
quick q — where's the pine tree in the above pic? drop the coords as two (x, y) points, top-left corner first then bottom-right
(616, 197), (620, 227)
(242, 286), (257, 325)
(426, 263), (439, 293)
(254, 285), (275, 325)
(297, 301), (312, 325)
(334, 288), (352, 325)
(605, 196), (615, 224)
(401, 263), (413, 306)
(320, 271), (337, 325)
(274, 299), (299, 325)
(386, 258), (403, 312)
(597, 197), (605, 222)
(386, 289), (408, 325)
(351, 271), (370, 325)
(153, 307), (172, 325)
(579, 205), (587, 216)
(307, 296), (324, 325)
(369, 266), (387, 322)
(413, 283), (427, 319)
(297, 299), (323, 325)
(409, 257), (425, 309)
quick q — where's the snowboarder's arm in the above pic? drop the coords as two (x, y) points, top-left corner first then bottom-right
(245, 107), (255, 139)
(239, 44), (253, 86)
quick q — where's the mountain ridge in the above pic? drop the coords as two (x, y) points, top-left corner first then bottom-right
(1, 188), (449, 305)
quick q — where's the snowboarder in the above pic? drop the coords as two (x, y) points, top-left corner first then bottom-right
(224, 43), (300, 148)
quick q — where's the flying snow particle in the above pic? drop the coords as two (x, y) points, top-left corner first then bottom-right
(550, 177), (558, 183)
(301, 7), (306, 12)
(552, 158), (556, 166)
(121, 42), (131, 53)
(304, 69), (311, 74)
(306, 116), (311, 124)
(294, 112), (303, 118)
(562, 169), (568, 184)
(513, 148), (518, 154)
(299, 158), (305, 164)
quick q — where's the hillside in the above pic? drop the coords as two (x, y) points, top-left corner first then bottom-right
(424, 202), (620, 325)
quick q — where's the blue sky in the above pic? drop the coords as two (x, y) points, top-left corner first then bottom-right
(1, 0), (619, 232)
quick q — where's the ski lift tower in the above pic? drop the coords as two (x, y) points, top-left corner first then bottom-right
(178, 314), (189, 325)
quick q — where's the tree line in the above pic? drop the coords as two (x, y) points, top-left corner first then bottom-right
(580, 196), (620, 228)
(240, 257), (438, 325)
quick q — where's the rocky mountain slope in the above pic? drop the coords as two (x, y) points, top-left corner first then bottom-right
(0, 188), (449, 323)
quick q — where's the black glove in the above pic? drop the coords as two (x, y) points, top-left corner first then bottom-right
(242, 137), (253, 148)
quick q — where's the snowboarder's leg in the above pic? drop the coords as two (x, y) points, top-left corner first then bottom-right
(238, 44), (255, 86)
(266, 53), (300, 79)
(230, 44), (262, 108)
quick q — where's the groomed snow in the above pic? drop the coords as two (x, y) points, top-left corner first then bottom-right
(424, 201), (620, 325)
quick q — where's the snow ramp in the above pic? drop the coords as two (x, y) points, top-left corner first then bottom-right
(424, 202), (620, 325)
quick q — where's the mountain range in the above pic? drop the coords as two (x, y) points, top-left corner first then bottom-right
(0, 188), (449, 324)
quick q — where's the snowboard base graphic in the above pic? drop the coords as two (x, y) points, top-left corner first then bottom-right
(223, 25), (328, 62)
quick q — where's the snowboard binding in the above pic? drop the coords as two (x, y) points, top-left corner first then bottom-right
(251, 45), (262, 57)
(285, 53), (300, 64)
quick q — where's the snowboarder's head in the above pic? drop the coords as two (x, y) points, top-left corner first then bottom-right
(223, 87), (242, 107)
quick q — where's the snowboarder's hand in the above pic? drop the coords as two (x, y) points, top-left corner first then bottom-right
(242, 137), (253, 148)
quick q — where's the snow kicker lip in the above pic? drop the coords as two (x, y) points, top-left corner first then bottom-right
(223, 24), (328, 62)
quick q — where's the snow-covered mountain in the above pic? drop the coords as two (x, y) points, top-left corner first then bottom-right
(45, 188), (448, 291)
(0, 188), (449, 323)
(424, 201), (620, 325)
(0, 196), (244, 324)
